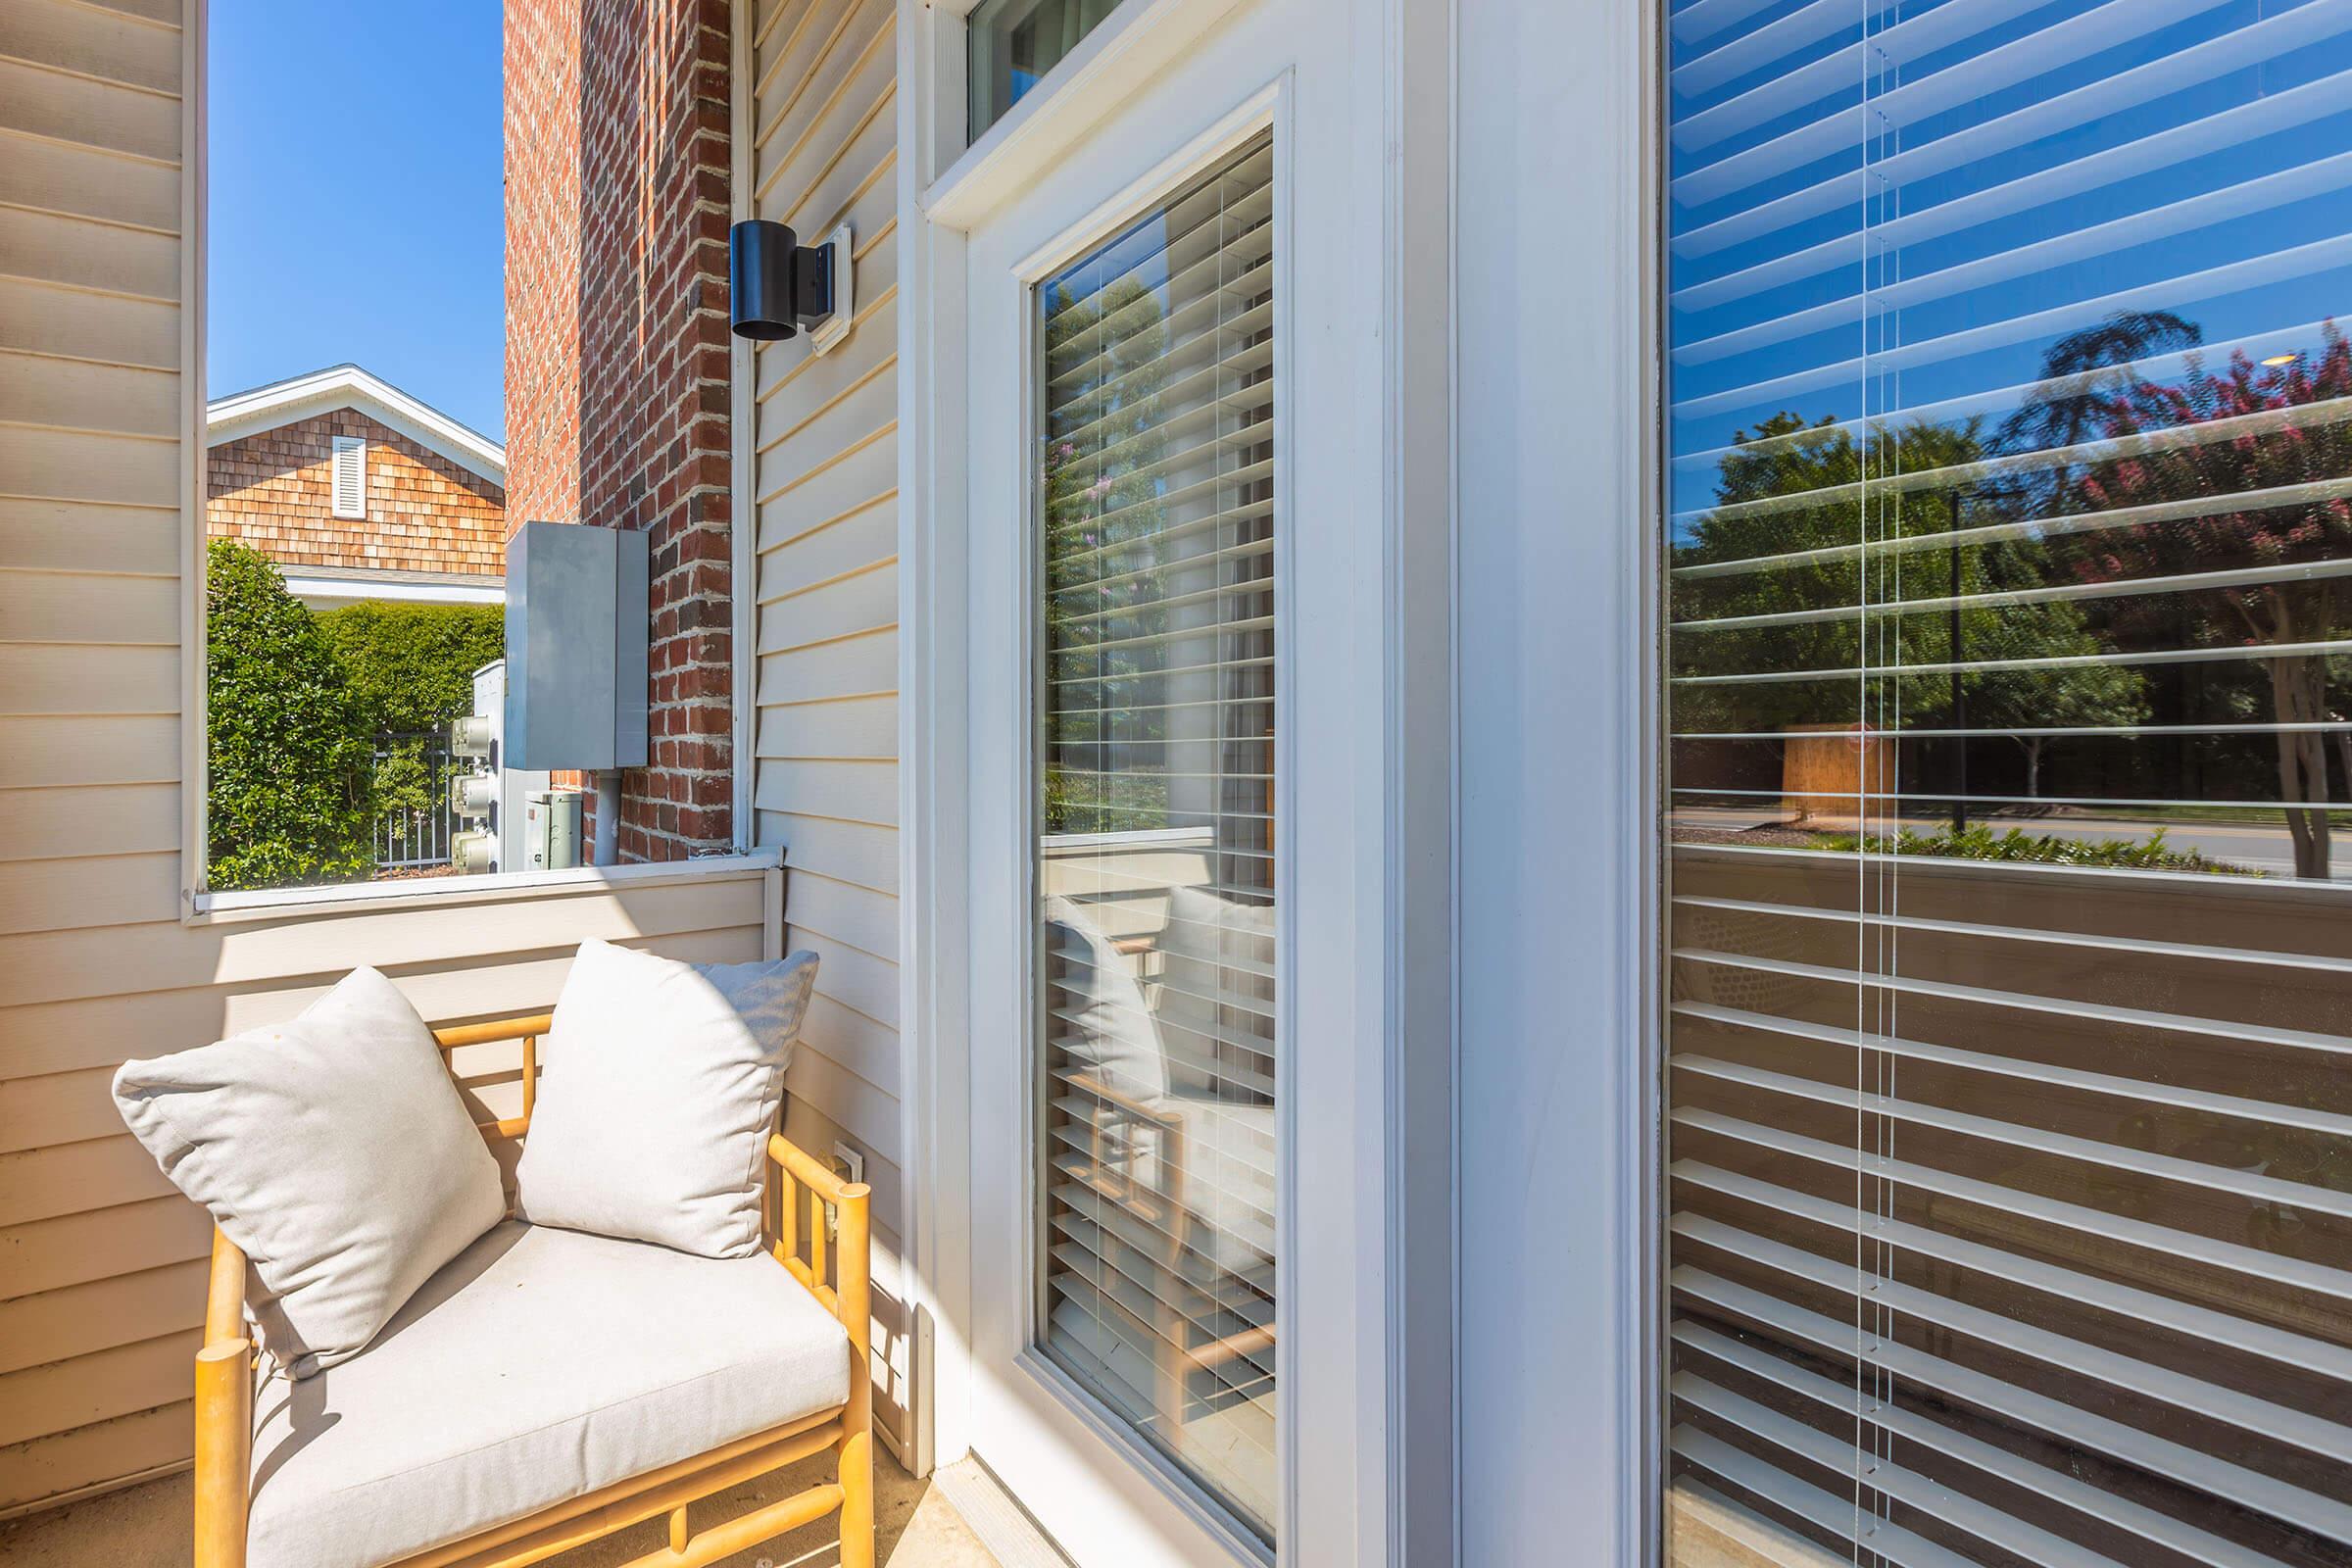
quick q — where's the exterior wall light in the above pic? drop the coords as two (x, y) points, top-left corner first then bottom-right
(729, 219), (853, 355)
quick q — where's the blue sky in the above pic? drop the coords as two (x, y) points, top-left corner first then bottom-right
(207, 0), (507, 441)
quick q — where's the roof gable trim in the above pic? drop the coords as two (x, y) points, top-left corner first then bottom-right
(205, 365), (507, 486)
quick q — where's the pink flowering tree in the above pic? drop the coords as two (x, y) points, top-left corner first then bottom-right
(2034, 322), (2352, 878)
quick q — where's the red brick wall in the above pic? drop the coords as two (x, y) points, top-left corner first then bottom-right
(504, 1), (582, 531)
(208, 410), (506, 577)
(504, 0), (735, 861)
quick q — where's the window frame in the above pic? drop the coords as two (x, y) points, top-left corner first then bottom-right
(920, 0), (1254, 231)
(1018, 117), (1287, 1545)
(176, 4), (760, 920)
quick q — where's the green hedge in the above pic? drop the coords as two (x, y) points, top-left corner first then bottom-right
(314, 601), (505, 831)
(313, 600), (505, 736)
(205, 539), (374, 890)
(206, 552), (508, 889)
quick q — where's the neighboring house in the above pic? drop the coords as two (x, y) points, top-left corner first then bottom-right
(205, 365), (507, 609)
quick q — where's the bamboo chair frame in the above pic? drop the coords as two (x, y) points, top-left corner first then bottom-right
(193, 1012), (873, 1568)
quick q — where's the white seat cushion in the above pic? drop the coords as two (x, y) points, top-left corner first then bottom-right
(247, 1220), (850, 1568)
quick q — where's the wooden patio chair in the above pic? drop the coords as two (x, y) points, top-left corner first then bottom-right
(191, 1011), (874, 1568)
(1042, 894), (1278, 1469)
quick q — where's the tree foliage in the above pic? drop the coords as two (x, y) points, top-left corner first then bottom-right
(1040, 272), (1175, 835)
(2032, 319), (2352, 876)
(1670, 411), (2148, 782)
(205, 539), (373, 889)
(314, 601), (505, 735)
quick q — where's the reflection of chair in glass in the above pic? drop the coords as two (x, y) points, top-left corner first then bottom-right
(1042, 889), (1276, 1473)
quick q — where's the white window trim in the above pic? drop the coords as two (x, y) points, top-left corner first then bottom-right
(177, 0), (209, 919)
(1445, 2), (1659, 1563)
(897, 4), (1466, 1563)
(186, 848), (782, 926)
(999, 96), (1292, 1564)
(892, 14), (1301, 1497)
(920, 0), (1254, 229)
(179, 1), (760, 921)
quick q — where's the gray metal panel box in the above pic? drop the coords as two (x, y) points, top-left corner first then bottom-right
(504, 521), (651, 771)
(524, 789), (583, 870)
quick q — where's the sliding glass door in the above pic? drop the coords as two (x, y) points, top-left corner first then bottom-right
(1665, 3), (2352, 1563)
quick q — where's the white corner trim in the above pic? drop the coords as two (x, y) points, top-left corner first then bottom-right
(920, 0), (1255, 230)
(205, 364), (508, 486)
(179, 0), (211, 920)
(729, 0), (759, 856)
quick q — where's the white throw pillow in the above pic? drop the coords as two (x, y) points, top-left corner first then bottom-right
(515, 941), (819, 1258)
(1154, 885), (1277, 1097)
(112, 967), (506, 1379)
(1043, 896), (1166, 1102)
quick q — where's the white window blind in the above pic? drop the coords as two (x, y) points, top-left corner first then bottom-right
(330, 434), (367, 520)
(1666, 3), (2352, 1564)
(1031, 129), (1279, 1543)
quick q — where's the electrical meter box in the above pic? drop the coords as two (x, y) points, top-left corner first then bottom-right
(505, 521), (650, 771)
(523, 790), (584, 871)
(449, 660), (548, 874)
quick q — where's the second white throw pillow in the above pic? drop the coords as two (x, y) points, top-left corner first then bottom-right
(516, 941), (818, 1257)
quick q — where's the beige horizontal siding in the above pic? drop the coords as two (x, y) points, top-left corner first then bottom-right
(0, 497), (182, 576)
(0, 53), (179, 162)
(0, 0), (779, 1515)
(749, 0), (906, 1455)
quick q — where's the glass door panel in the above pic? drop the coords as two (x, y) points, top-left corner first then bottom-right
(1664, 3), (2352, 1563)
(1030, 128), (1281, 1544)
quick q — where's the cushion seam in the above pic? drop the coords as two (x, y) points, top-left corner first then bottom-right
(256, 1323), (849, 1514)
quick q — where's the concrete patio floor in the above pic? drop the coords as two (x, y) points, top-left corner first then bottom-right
(0, 1442), (1001, 1567)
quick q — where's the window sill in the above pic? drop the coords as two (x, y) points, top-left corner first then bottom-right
(922, 0), (1254, 230)
(183, 848), (782, 927)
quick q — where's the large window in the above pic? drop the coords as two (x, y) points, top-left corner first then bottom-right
(1029, 130), (1280, 1541)
(204, 3), (512, 899)
(1665, 3), (2352, 1564)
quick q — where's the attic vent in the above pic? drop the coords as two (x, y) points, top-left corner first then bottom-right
(330, 435), (367, 519)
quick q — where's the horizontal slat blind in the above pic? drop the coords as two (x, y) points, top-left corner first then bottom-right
(1031, 129), (1279, 1543)
(1666, 2), (2352, 1564)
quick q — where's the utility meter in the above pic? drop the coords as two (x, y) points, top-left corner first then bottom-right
(451, 830), (496, 875)
(450, 772), (497, 818)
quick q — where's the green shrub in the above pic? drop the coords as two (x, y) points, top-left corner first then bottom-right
(314, 602), (505, 825)
(1811, 822), (2261, 876)
(314, 601), (505, 735)
(205, 539), (373, 889)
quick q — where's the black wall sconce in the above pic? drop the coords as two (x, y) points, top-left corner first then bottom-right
(729, 219), (853, 354)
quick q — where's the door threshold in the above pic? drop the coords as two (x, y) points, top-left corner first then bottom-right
(933, 1456), (1077, 1568)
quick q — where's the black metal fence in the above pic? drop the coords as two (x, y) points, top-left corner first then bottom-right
(373, 731), (458, 870)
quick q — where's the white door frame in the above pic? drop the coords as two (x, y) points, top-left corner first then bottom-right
(962, 77), (1293, 1566)
(891, 0), (1460, 1563)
